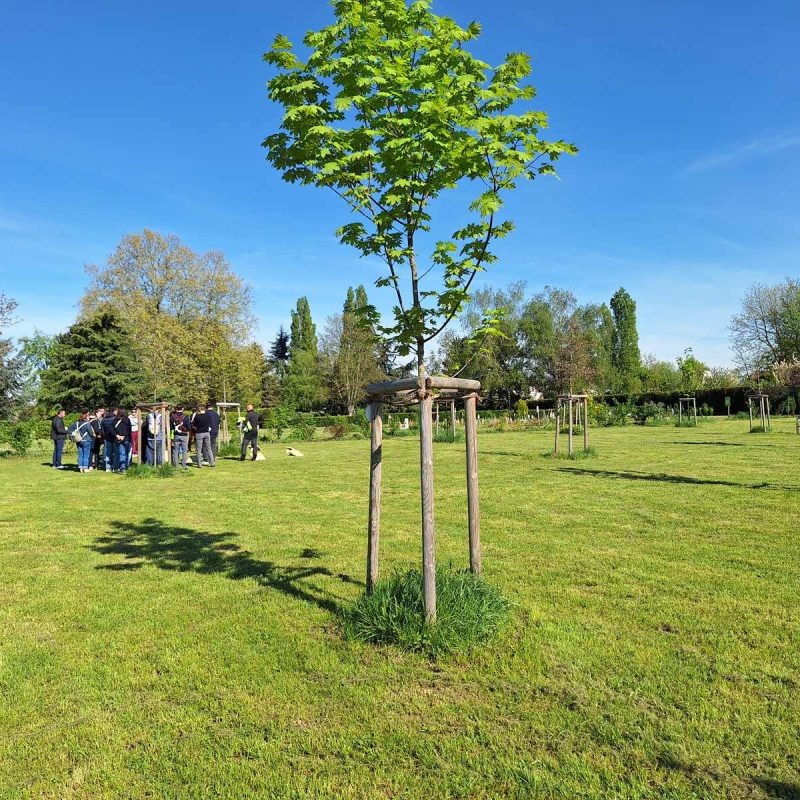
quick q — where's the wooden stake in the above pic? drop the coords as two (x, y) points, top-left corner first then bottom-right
(568, 397), (574, 457)
(419, 392), (436, 624)
(679, 401), (683, 426)
(449, 401), (456, 438)
(748, 399), (753, 432)
(554, 399), (560, 454)
(766, 397), (771, 430)
(135, 408), (142, 464)
(464, 394), (481, 576)
(367, 404), (382, 595)
(693, 398), (698, 426)
(583, 397), (589, 452)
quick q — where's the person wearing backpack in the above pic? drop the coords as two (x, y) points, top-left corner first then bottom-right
(50, 409), (68, 469)
(68, 410), (95, 473)
(146, 407), (165, 466)
(170, 406), (191, 469)
(240, 404), (260, 461)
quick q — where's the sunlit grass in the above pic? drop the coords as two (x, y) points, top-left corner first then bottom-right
(1, 417), (798, 798)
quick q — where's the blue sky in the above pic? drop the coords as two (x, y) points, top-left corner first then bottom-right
(1, 0), (798, 366)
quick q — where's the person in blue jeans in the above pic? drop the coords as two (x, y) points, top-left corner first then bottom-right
(101, 408), (119, 472)
(68, 410), (95, 473)
(114, 408), (133, 473)
(50, 410), (68, 469)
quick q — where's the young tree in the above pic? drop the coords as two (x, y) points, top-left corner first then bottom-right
(40, 312), (141, 410)
(676, 348), (708, 394)
(263, 0), (576, 375)
(610, 287), (641, 393)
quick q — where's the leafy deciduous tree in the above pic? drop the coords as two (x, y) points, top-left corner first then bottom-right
(263, 0), (576, 374)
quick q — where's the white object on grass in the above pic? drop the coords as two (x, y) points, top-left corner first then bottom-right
(285, 447), (304, 458)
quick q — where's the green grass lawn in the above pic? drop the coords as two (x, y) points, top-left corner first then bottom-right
(1, 418), (798, 799)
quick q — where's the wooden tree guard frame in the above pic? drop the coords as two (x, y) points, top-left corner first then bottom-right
(678, 396), (698, 426)
(216, 402), (242, 445)
(365, 375), (482, 625)
(554, 394), (589, 456)
(747, 393), (771, 432)
(134, 402), (171, 465)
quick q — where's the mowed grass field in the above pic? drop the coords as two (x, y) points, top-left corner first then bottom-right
(1, 418), (798, 799)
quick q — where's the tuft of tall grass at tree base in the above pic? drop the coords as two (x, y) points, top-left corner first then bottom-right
(342, 568), (510, 658)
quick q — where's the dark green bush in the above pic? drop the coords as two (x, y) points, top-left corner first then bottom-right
(342, 568), (510, 658)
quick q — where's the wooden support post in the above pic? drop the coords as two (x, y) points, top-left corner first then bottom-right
(766, 397), (772, 430)
(163, 407), (171, 466)
(464, 394), (481, 576)
(568, 397), (574, 457)
(554, 399), (560, 454)
(135, 409), (142, 464)
(679, 401), (683, 426)
(583, 398), (589, 452)
(760, 397), (766, 431)
(367, 404), (382, 595)
(435, 403), (440, 434)
(748, 399), (753, 432)
(449, 401), (456, 438)
(419, 392), (436, 625)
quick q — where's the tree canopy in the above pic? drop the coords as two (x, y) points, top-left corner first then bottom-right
(263, 0), (576, 372)
(730, 279), (800, 373)
(80, 230), (258, 404)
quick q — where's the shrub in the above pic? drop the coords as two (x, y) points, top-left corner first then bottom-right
(513, 399), (529, 419)
(10, 423), (35, 456)
(326, 423), (349, 440)
(342, 568), (510, 658)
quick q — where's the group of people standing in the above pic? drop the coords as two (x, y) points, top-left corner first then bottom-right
(49, 403), (261, 473)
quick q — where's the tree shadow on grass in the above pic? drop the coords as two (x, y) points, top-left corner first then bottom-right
(752, 779), (800, 800)
(557, 467), (799, 491)
(668, 440), (745, 447)
(90, 518), (355, 614)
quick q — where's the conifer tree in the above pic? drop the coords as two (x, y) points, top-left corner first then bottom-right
(40, 312), (142, 409)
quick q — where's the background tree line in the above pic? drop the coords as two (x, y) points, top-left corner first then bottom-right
(1, 229), (798, 422)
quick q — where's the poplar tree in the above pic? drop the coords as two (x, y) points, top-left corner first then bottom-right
(285, 297), (324, 410)
(610, 287), (642, 393)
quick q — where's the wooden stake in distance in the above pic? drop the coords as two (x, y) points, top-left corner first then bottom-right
(464, 393), (481, 576)
(568, 396), (574, 457)
(367, 403), (382, 594)
(583, 397), (589, 452)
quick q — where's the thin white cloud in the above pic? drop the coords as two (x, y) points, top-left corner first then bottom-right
(682, 130), (800, 175)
